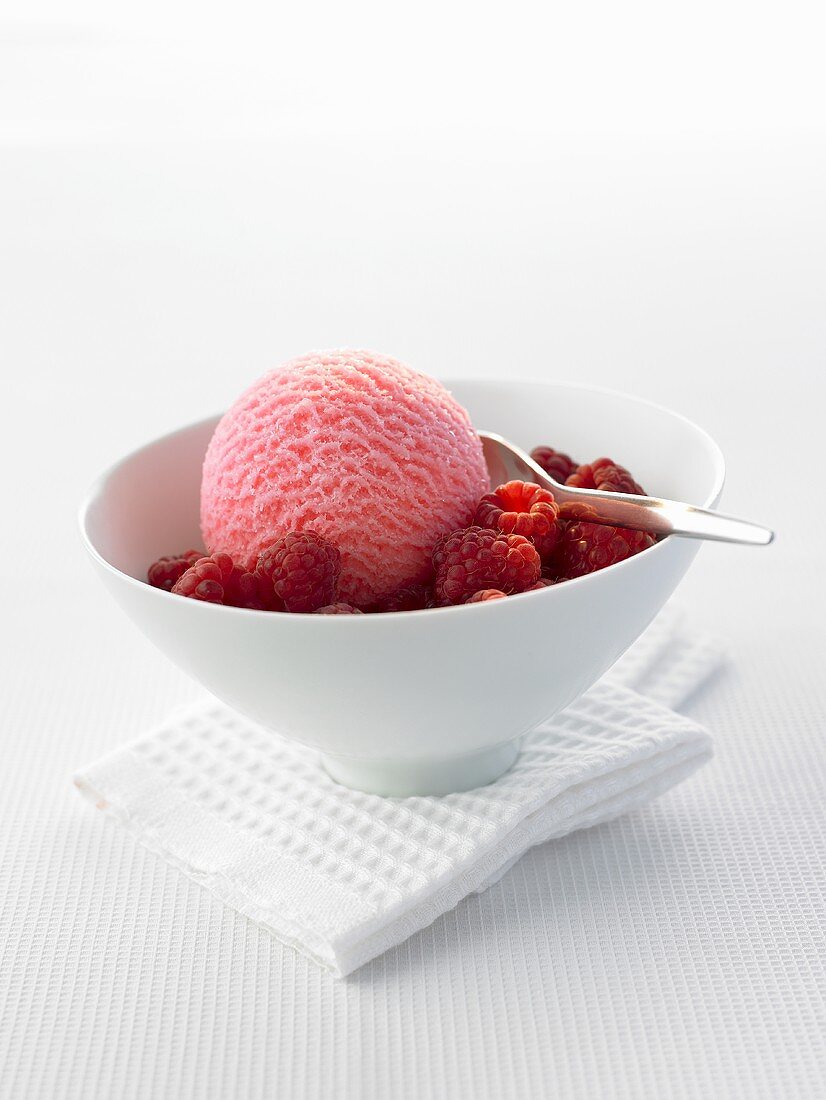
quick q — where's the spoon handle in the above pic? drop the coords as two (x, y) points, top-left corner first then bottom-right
(553, 488), (774, 545)
(478, 432), (774, 546)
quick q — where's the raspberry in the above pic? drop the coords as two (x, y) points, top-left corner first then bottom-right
(375, 583), (432, 613)
(527, 578), (556, 590)
(530, 445), (577, 484)
(256, 531), (341, 613)
(465, 589), (507, 603)
(432, 526), (541, 605)
(147, 549), (202, 592)
(554, 522), (655, 579)
(566, 457), (646, 496)
(474, 480), (561, 558)
(224, 567), (282, 611)
(171, 552), (236, 603)
(314, 603), (363, 615)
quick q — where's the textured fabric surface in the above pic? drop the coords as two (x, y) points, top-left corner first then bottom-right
(73, 611), (715, 976)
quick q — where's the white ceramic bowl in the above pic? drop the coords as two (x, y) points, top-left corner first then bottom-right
(79, 380), (724, 796)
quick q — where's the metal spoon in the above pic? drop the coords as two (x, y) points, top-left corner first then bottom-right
(479, 432), (774, 546)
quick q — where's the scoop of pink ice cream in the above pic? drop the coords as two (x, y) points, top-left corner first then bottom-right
(200, 350), (490, 606)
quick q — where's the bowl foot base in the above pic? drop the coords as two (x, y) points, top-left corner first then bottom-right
(320, 739), (521, 797)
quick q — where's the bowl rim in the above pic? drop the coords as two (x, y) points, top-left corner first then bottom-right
(78, 378), (726, 621)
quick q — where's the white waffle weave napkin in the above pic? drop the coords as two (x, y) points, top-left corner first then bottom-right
(74, 605), (721, 977)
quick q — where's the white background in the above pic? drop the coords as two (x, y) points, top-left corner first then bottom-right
(1, 1), (825, 1097)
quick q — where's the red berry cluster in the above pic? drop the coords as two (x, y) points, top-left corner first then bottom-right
(167, 551), (276, 609)
(550, 450), (655, 577)
(150, 533), (348, 613)
(424, 449), (653, 605)
(432, 526), (541, 605)
(565, 456), (646, 496)
(474, 480), (560, 558)
(147, 445), (655, 613)
(147, 549), (202, 592)
(256, 531), (341, 613)
(530, 445), (576, 484)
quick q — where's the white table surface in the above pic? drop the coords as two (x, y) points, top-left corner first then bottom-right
(2, 8), (825, 1096)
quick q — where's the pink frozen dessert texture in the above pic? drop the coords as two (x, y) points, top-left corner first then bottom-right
(200, 350), (490, 606)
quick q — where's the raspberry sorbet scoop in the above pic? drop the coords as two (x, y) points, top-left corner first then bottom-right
(200, 350), (490, 606)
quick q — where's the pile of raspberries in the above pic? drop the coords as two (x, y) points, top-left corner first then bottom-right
(147, 446), (655, 614)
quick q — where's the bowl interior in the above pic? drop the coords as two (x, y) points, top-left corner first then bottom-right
(449, 380), (722, 505)
(83, 381), (723, 578)
(85, 418), (214, 581)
